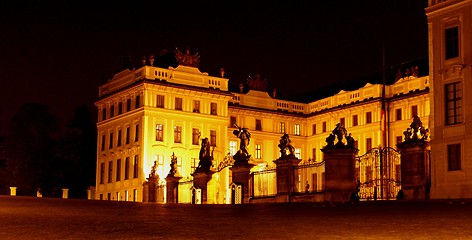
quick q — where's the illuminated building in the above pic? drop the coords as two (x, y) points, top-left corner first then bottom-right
(94, 49), (430, 202)
(427, 0), (472, 199)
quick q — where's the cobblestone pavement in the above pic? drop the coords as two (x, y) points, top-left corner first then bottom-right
(0, 196), (472, 239)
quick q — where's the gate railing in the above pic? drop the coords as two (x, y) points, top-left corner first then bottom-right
(251, 168), (277, 198)
(294, 160), (325, 193)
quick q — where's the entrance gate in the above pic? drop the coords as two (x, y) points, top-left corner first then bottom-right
(356, 147), (401, 200)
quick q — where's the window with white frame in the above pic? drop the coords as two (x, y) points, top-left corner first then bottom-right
(295, 148), (301, 159)
(229, 141), (237, 156)
(255, 144), (262, 159)
(294, 124), (300, 136)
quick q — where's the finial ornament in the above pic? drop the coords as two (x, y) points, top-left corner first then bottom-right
(174, 47), (200, 67)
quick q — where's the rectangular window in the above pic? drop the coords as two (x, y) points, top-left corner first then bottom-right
(174, 126), (182, 143)
(110, 105), (114, 118)
(109, 132), (114, 149)
(135, 95), (141, 109)
(447, 144), (461, 171)
(100, 163), (105, 184)
(118, 102), (123, 114)
(101, 134), (105, 151)
(133, 155), (139, 178)
(211, 102), (217, 115)
(177, 157), (182, 174)
(295, 148), (301, 159)
(322, 122), (327, 133)
(312, 148), (316, 161)
(126, 99), (131, 112)
(175, 97), (183, 110)
(135, 124), (139, 142)
(294, 124), (300, 136)
(124, 157), (130, 180)
(280, 122), (285, 133)
(312, 124), (316, 135)
(353, 115), (358, 126)
(192, 128), (200, 145)
(117, 130), (122, 147)
(230, 116), (237, 127)
(340, 118), (345, 126)
(133, 189), (138, 202)
(366, 138), (372, 151)
(229, 141), (237, 156)
(256, 119), (262, 131)
(191, 158), (198, 174)
(102, 108), (107, 121)
(445, 26), (459, 59)
(126, 127), (130, 144)
(396, 109), (402, 121)
(157, 155), (164, 178)
(411, 105), (418, 118)
(156, 95), (165, 108)
(210, 130), (217, 147)
(366, 112), (372, 124)
(255, 144), (262, 159)
(156, 124), (164, 141)
(116, 159), (121, 182)
(445, 82), (463, 125)
(193, 100), (200, 113)
(108, 161), (113, 183)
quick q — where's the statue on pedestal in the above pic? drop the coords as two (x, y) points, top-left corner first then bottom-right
(195, 137), (213, 172)
(278, 133), (295, 159)
(324, 123), (356, 149)
(232, 124), (252, 164)
(167, 152), (181, 177)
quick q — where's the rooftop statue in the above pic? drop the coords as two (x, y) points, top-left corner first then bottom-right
(247, 73), (268, 91)
(174, 47), (200, 67)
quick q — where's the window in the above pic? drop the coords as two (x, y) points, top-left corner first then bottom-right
(294, 124), (300, 136)
(100, 163), (105, 184)
(340, 118), (345, 126)
(229, 141), (237, 156)
(156, 95), (165, 108)
(447, 144), (461, 171)
(133, 155), (139, 178)
(117, 130), (122, 147)
(312, 124), (316, 135)
(230, 116), (237, 127)
(446, 82), (462, 125)
(102, 108), (107, 121)
(255, 144), (262, 159)
(126, 127), (130, 144)
(191, 128), (199, 145)
(126, 99), (131, 112)
(445, 26), (459, 59)
(177, 157), (182, 174)
(411, 105), (418, 118)
(193, 100), (200, 113)
(280, 122), (285, 133)
(191, 158), (198, 174)
(295, 148), (301, 159)
(312, 148), (316, 161)
(157, 155), (164, 177)
(175, 97), (183, 110)
(210, 130), (217, 146)
(118, 102), (123, 114)
(353, 115), (358, 126)
(108, 161), (113, 183)
(135, 95), (140, 109)
(101, 134), (105, 151)
(124, 157), (130, 180)
(109, 132), (114, 149)
(174, 126), (182, 143)
(354, 140), (358, 149)
(134, 124), (139, 142)
(133, 189), (138, 202)
(256, 119), (262, 131)
(396, 109), (402, 121)
(116, 159), (121, 182)
(366, 138), (372, 151)
(211, 103), (217, 115)
(110, 105), (114, 118)
(322, 122), (327, 133)
(156, 124), (164, 141)
(366, 112), (372, 124)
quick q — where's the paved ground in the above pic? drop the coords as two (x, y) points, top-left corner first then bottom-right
(0, 196), (471, 239)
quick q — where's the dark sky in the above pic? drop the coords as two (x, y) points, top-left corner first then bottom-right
(0, 1), (428, 128)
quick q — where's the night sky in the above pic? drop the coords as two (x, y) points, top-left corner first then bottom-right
(0, 1), (428, 128)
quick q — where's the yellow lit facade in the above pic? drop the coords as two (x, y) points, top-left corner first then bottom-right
(95, 59), (430, 202)
(427, 0), (472, 199)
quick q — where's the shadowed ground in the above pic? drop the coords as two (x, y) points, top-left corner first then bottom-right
(0, 196), (471, 239)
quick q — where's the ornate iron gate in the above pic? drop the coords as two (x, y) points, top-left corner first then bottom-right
(356, 147), (401, 200)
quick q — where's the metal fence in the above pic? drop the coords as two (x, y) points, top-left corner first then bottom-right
(294, 160), (325, 193)
(251, 169), (277, 197)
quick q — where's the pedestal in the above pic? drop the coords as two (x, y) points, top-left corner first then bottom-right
(87, 186), (95, 200)
(322, 148), (358, 202)
(274, 157), (301, 202)
(144, 176), (161, 202)
(398, 143), (430, 200)
(230, 163), (254, 204)
(192, 171), (215, 204)
(165, 175), (182, 204)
